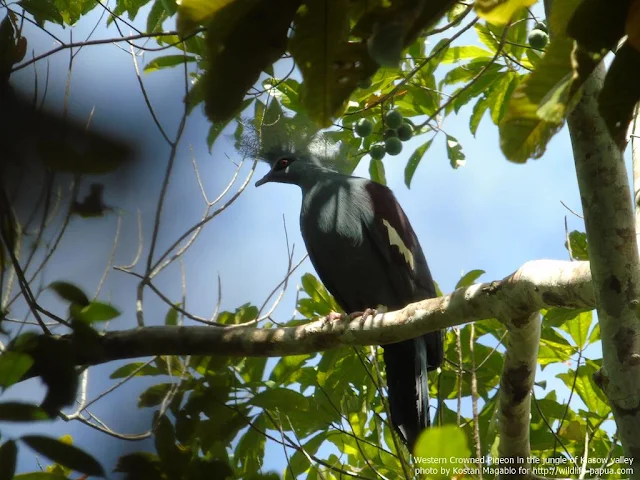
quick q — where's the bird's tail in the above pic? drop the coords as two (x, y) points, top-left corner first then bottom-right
(383, 330), (443, 450)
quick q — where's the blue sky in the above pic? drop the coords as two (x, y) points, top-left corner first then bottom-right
(1, 3), (627, 476)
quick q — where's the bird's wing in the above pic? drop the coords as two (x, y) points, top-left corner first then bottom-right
(361, 180), (436, 301)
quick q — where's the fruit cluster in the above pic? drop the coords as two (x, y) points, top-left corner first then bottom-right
(355, 109), (414, 160)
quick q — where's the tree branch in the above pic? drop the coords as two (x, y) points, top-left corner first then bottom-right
(567, 62), (640, 467)
(18, 259), (595, 377)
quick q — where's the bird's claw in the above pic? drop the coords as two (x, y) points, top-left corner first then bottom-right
(350, 308), (377, 323)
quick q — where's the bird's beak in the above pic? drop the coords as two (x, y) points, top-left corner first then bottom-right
(255, 171), (272, 187)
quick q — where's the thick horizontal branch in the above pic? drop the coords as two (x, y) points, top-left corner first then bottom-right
(36, 259), (594, 369)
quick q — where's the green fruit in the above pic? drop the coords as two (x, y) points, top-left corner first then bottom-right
(384, 137), (403, 156)
(397, 123), (413, 141)
(355, 118), (374, 137)
(528, 29), (548, 49)
(534, 21), (548, 33)
(384, 128), (398, 140)
(370, 144), (386, 160)
(384, 109), (403, 129)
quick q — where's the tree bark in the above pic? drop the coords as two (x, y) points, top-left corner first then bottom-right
(567, 61), (640, 472)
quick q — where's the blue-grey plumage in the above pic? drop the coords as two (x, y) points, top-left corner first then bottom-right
(255, 147), (444, 450)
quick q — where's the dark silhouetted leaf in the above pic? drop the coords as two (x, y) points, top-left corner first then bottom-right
(21, 436), (104, 477)
(47, 282), (89, 307)
(0, 402), (48, 422)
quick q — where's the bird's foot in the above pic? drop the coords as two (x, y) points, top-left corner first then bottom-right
(350, 308), (377, 324)
(321, 311), (344, 329)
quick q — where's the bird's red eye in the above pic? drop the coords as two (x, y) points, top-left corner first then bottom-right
(277, 158), (290, 168)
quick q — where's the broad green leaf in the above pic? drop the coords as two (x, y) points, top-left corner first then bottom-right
(445, 134), (465, 168)
(285, 432), (325, 480)
(73, 302), (120, 323)
(368, 158), (386, 185)
(269, 354), (310, 384)
(470, 94), (491, 136)
(198, 1), (299, 124)
(414, 425), (471, 473)
(487, 71), (517, 124)
(441, 58), (495, 86)
(18, 0), (64, 26)
(566, 230), (588, 260)
(543, 307), (591, 328)
(0, 402), (48, 422)
(561, 310), (593, 350)
(138, 383), (173, 408)
(475, 0), (536, 26)
(165, 304), (179, 326)
(455, 269), (485, 289)
(144, 55), (196, 74)
(114, 452), (164, 480)
(251, 388), (309, 411)
(289, 0), (377, 126)
(109, 362), (163, 379)
(441, 46), (494, 63)
(404, 138), (433, 188)
(177, 0), (237, 33)
(21, 435), (104, 477)
(557, 364), (609, 416)
(499, 38), (573, 162)
(48, 281), (89, 306)
(146, 0), (168, 33)
(0, 352), (34, 388)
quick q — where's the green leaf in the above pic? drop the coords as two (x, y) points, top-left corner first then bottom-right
(0, 440), (17, 480)
(21, 435), (104, 477)
(455, 269), (485, 289)
(475, 0), (536, 26)
(0, 402), (48, 422)
(470, 94), (491, 136)
(196, 0), (299, 124)
(0, 352), (34, 388)
(368, 158), (386, 185)
(445, 134), (465, 168)
(47, 281), (89, 306)
(487, 71), (517, 124)
(441, 45), (494, 63)
(560, 310), (593, 350)
(109, 362), (163, 379)
(165, 304), (179, 326)
(251, 388), (309, 411)
(414, 425), (471, 473)
(73, 302), (120, 323)
(404, 138), (433, 188)
(138, 383), (173, 408)
(564, 230), (588, 260)
(14, 473), (78, 479)
(146, 0), (168, 32)
(144, 55), (196, 74)
(289, 0), (377, 126)
(18, 0), (64, 26)
(557, 364), (609, 416)
(115, 452), (164, 480)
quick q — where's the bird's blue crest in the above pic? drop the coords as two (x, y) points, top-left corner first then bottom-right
(235, 110), (347, 172)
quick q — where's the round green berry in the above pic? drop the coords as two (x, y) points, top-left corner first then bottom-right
(528, 29), (548, 49)
(384, 137), (403, 156)
(384, 109), (404, 129)
(397, 123), (413, 141)
(355, 118), (374, 137)
(384, 128), (398, 140)
(370, 144), (386, 160)
(534, 20), (548, 33)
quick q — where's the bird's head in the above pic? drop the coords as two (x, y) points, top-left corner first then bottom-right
(255, 151), (327, 187)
